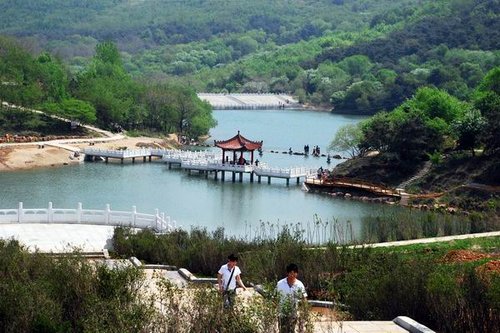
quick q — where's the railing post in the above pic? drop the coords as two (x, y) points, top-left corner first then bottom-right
(132, 205), (137, 228)
(105, 204), (111, 225)
(155, 209), (160, 231)
(18, 202), (23, 223)
(48, 202), (53, 223)
(77, 202), (82, 223)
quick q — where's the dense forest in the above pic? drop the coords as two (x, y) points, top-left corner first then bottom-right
(1, 0), (498, 115)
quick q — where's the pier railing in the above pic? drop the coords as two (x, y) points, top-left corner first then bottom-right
(162, 150), (219, 164)
(255, 166), (316, 178)
(0, 202), (174, 233)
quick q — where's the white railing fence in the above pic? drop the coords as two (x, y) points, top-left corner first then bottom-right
(0, 202), (175, 233)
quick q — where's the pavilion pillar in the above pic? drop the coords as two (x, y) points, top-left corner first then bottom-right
(250, 172), (254, 183)
(251, 151), (254, 163)
(221, 171), (225, 181)
(222, 150), (226, 164)
(232, 172), (236, 182)
(239, 172), (243, 182)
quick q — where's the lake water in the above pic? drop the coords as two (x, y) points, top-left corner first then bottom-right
(0, 109), (400, 242)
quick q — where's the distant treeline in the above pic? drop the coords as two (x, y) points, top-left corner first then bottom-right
(0, 0), (498, 121)
(0, 38), (215, 138)
(4, 0), (499, 115)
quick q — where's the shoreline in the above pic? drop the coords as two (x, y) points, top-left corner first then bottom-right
(0, 135), (178, 172)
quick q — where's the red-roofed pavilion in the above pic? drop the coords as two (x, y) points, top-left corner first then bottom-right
(214, 131), (263, 165)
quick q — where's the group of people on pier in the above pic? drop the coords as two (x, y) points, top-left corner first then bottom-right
(303, 144), (321, 156)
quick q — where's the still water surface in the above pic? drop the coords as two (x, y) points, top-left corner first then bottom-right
(0, 109), (398, 242)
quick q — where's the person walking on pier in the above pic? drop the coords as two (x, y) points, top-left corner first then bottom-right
(218, 254), (247, 310)
(277, 263), (308, 333)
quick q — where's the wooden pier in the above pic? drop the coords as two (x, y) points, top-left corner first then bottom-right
(304, 177), (402, 197)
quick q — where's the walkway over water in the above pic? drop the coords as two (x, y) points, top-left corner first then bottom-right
(84, 148), (317, 185)
(0, 202), (174, 233)
(197, 93), (299, 109)
(84, 147), (171, 163)
(304, 177), (403, 197)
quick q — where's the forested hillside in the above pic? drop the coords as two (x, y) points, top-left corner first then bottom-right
(0, 0), (499, 115)
(0, 38), (215, 138)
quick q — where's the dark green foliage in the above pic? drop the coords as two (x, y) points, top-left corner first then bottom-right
(0, 104), (86, 136)
(474, 67), (500, 154)
(0, 38), (216, 137)
(0, 240), (153, 332)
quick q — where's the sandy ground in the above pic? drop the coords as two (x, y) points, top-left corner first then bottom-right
(0, 135), (179, 172)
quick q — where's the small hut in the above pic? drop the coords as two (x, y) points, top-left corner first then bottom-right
(214, 131), (263, 165)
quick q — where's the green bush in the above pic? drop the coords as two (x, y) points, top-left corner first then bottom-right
(0, 240), (153, 332)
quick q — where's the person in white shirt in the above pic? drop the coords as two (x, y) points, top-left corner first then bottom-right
(276, 263), (307, 333)
(217, 253), (247, 309)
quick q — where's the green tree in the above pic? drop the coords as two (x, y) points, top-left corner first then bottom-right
(451, 108), (486, 156)
(40, 98), (97, 124)
(328, 123), (364, 158)
(359, 112), (394, 152)
(474, 67), (500, 154)
(388, 113), (443, 160)
(73, 42), (138, 128)
(95, 41), (122, 66)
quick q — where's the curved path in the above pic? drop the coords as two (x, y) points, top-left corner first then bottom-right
(0, 101), (125, 152)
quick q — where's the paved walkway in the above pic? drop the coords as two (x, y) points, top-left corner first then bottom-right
(313, 320), (407, 332)
(0, 223), (115, 252)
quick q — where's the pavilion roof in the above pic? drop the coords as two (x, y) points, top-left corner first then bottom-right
(214, 131), (263, 151)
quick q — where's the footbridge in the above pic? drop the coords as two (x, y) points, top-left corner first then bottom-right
(0, 202), (175, 233)
(84, 148), (316, 185)
(178, 160), (315, 184)
(83, 148), (172, 163)
(304, 177), (403, 197)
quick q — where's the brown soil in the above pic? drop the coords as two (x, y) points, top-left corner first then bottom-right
(442, 249), (491, 263)
(478, 260), (500, 274)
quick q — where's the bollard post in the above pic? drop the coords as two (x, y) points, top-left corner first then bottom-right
(105, 204), (111, 225)
(132, 205), (137, 228)
(18, 202), (23, 223)
(77, 202), (82, 223)
(48, 202), (53, 223)
(155, 209), (160, 230)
